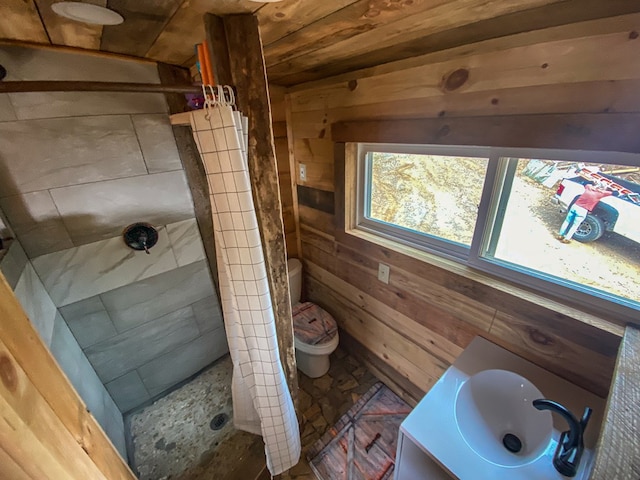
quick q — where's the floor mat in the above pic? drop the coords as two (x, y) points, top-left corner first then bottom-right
(307, 382), (412, 480)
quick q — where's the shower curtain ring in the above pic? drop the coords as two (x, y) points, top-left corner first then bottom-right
(201, 84), (212, 120)
(217, 85), (227, 106)
(224, 86), (236, 108)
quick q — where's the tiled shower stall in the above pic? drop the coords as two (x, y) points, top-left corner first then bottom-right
(0, 46), (228, 457)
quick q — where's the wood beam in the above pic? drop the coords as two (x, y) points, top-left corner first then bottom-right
(205, 13), (298, 407)
(0, 80), (200, 94)
(204, 14), (233, 87)
(589, 325), (640, 480)
(332, 114), (640, 154)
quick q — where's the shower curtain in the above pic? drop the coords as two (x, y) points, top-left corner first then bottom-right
(189, 97), (300, 475)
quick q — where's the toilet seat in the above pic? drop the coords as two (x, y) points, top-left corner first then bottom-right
(292, 302), (338, 354)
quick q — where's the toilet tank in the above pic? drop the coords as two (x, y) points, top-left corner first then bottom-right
(287, 258), (302, 307)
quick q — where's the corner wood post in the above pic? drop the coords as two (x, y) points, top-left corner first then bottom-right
(205, 13), (299, 409)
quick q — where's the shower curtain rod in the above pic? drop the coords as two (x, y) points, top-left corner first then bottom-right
(0, 80), (201, 94)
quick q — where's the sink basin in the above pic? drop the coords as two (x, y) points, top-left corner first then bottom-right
(397, 338), (602, 479)
(455, 369), (553, 467)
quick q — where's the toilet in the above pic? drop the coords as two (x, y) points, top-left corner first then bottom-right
(287, 258), (339, 378)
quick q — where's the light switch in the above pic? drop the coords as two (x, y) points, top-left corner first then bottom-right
(299, 163), (307, 181)
(378, 263), (390, 284)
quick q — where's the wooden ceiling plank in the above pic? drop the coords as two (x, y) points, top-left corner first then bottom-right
(181, 54), (197, 68)
(264, 0), (566, 79)
(263, 0), (455, 67)
(287, 12), (640, 92)
(145, 0), (262, 66)
(288, 30), (640, 113)
(0, 0), (49, 44)
(100, 0), (184, 57)
(271, 0), (640, 85)
(256, 0), (359, 47)
(35, 0), (104, 50)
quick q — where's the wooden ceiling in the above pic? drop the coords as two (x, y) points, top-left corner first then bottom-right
(2, 0), (640, 86)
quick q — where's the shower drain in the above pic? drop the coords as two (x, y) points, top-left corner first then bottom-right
(210, 413), (229, 431)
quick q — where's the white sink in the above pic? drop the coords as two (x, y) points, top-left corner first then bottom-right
(455, 369), (553, 467)
(395, 337), (603, 480)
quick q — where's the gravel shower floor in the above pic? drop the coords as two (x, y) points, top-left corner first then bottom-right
(128, 347), (378, 479)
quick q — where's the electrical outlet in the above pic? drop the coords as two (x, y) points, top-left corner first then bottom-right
(378, 263), (390, 284)
(299, 163), (307, 181)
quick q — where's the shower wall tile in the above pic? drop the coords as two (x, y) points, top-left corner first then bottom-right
(100, 260), (213, 333)
(49, 302), (125, 457)
(0, 45), (160, 83)
(9, 92), (167, 120)
(132, 114), (182, 173)
(166, 218), (206, 267)
(50, 170), (195, 245)
(59, 296), (117, 348)
(0, 94), (16, 121)
(0, 191), (74, 257)
(50, 313), (106, 421)
(0, 239), (28, 290)
(31, 229), (178, 307)
(138, 327), (229, 397)
(0, 206), (12, 238)
(102, 397), (127, 459)
(0, 115), (147, 197)
(85, 306), (200, 383)
(105, 371), (150, 413)
(192, 295), (224, 334)
(13, 262), (57, 346)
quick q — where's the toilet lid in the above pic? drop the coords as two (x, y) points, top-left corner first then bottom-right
(293, 302), (337, 345)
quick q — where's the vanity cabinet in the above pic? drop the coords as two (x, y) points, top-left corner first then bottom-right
(393, 336), (604, 480)
(395, 424), (453, 479)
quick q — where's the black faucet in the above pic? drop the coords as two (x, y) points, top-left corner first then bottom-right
(533, 399), (592, 477)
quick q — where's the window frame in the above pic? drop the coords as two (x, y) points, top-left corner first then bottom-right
(357, 143), (492, 261)
(354, 142), (640, 322)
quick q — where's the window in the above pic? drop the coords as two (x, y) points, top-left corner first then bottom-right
(356, 143), (640, 319)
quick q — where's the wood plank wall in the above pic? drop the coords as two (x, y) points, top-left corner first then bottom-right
(284, 14), (640, 402)
(0, 273), (135, 480)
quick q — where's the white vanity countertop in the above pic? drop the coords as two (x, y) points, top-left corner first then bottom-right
(399, 336), (606, 480)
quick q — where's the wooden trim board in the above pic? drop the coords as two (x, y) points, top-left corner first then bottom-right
(589, 325), (640, 480)
(332, 114), (640, 154)
(0, 272), (135, 480)
(0, 81), (199, 94)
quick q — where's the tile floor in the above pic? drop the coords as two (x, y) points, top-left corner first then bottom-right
(127, 346), (379, 479)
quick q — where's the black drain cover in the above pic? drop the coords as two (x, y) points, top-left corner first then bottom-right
(210, 413), (229, 431)
(503, 433), (522, 453)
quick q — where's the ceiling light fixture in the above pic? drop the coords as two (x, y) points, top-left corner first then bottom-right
(51, 2), (124, 25)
